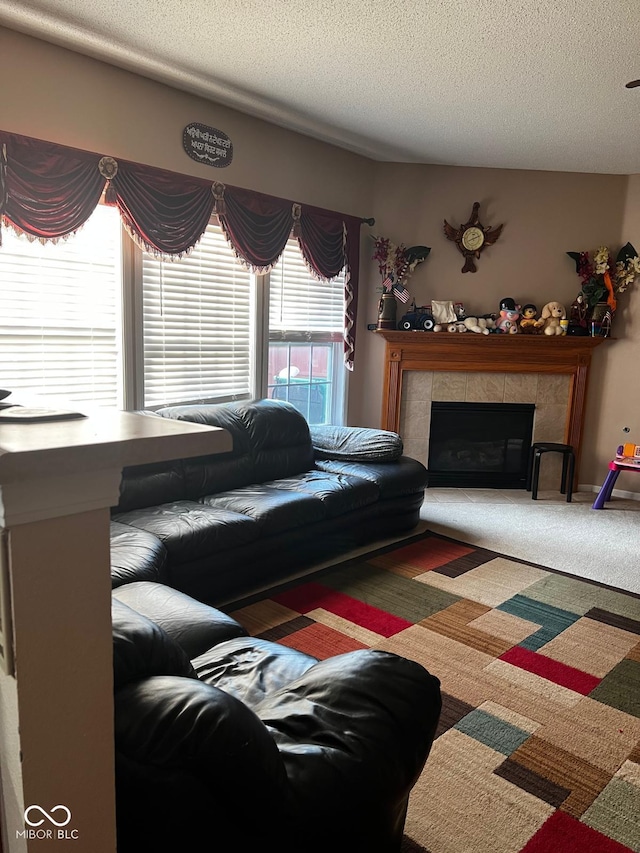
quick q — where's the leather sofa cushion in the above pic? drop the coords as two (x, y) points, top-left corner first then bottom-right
(193, 636), (317, 708)
(158, 402), (249, 439)
(315, 456), (428, 499)
(202, 485), (324, 534)
(112, 502), (260, 563)
(158, 404), (257, 495)
(310, 424), (403, 462)
(262, 470), (379, 518)
(157, 398), (315, 488)
(182, 452), (255, 499)
(116, 459), (186, 513)
(240, 399), (315, 481)
(112, 599), (196, 689)
(110, 521), (167, 587)
(112, 581), (247, 659)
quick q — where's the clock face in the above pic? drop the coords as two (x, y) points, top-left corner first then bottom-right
(461, 226), (485, 252)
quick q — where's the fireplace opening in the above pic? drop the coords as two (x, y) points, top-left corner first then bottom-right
(427, 402), (535, 488)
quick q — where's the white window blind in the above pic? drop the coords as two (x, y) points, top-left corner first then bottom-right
(267, 240), (346, 425)
(0, 204), (122, 406)
(269, 240), (344, 339)
(142, 223), (252, 408)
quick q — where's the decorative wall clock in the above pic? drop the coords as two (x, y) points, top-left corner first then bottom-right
(444, 201), (504, 273)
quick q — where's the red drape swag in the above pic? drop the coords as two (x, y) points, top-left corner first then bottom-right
(112, 161), (215, 257)
(0, 130), (363, 368)
(0, 133), (104, 240)
(217, 186), (293, 272)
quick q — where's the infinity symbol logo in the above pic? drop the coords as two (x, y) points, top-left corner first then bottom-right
(24, 805), (72, 827)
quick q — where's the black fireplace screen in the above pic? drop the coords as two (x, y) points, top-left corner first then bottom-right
(427, 402), (535, 488)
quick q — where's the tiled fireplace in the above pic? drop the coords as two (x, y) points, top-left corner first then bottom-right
(375, 331), (605, 490)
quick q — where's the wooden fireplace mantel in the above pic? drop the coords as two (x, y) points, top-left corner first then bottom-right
(375, 330), (607, 476)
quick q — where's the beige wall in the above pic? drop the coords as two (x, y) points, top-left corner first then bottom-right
(1, 26), (638, 495)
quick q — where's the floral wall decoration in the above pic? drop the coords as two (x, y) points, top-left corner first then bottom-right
(567, 243), (640, 312)
(566, 243), (640, 336)
(372, 236), (431, 304)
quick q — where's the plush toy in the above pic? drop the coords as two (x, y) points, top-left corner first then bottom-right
(433, 321), (467, 332)
(538, 301), (566, 336)
(518, 304), (539, 334)
(495, 298), (520, 334)
(463, 316), (497, 335)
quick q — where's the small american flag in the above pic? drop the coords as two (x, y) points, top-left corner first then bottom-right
(394, 284), (411, 303)
(381, 275), (394, 291)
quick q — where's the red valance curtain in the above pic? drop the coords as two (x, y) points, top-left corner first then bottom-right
(0, 133), (104, 240)
(216, 185), (293, 272)
(111, 160), (215, 257)
(0, 130), (364, 367)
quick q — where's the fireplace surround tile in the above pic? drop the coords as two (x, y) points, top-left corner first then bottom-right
(465, 372), (506, 403)
(402, 399), (431, 440)
(403, 438), (429, 464)
(532, 404), (568, 444)
(432, 372), (467, 401)
(504, 374), (539, 403)
(404, 370), (434, 401)
(536, 374), (571, 406)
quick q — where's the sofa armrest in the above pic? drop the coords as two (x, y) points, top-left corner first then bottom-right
(115, 676), (287, 804)
(112, 581), (248, 659)
(256, 649), (441, 796)
(309, 424), (403, 462)
(112, 599), (196, 690)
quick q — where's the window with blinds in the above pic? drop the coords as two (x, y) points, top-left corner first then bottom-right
(267, 240), (345, 425)
(0, 204), (122, 406)
(142, 223), (253, 408)
(269, 240), (344, 339)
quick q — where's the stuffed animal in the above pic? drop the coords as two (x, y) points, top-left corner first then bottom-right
(538, 301), (566, 336)
(433, 321), (467, 333)
(518, 304), (539, 334)
(495, 298), (520, 334)
(463, 316), (497, 335)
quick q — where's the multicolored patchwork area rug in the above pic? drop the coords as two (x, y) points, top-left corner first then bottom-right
(229, 531), (640, 853)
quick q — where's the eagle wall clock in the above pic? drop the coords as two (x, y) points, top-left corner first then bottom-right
(443, 201), (503, 273)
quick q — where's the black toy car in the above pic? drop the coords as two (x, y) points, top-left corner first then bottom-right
(398, 305), (435, 331)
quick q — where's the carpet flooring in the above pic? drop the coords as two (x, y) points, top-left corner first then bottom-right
(228, 530), (640, 853)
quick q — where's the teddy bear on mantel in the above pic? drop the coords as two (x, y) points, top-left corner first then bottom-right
(537, 301), (567, 335)
(518, 304), (541, 334)
(495, 297), (521, 334)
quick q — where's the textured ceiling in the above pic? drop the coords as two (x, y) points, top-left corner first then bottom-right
(2, 0), (640, 174)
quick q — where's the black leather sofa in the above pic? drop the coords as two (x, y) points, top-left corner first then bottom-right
(110, 399), (428, 605)
(112, 581), (442, 852)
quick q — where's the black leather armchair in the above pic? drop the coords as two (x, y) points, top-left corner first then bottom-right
(113, 582), (442, 852)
